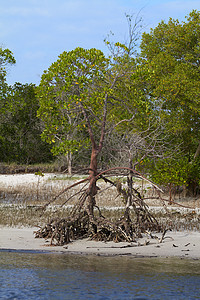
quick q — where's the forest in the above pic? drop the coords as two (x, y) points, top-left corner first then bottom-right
(1, 10), (200, 199)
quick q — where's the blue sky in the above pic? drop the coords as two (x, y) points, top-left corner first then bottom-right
(1, 0), (200, 85)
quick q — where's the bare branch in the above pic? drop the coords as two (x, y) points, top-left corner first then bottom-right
(40, 177), (90, 211)
(96, 167), (164, 193)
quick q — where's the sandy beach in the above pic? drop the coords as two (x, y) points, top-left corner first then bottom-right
(0, 226), (200, 259)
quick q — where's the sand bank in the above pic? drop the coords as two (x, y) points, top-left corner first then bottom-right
(0, 226), (200, 259)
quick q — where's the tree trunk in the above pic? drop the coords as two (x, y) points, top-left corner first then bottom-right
(67, 151), (72, 175)
(87, 147), (98, 217)
(127, 153), (133, 207)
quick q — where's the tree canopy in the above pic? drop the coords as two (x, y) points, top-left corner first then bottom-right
(37, 47), (111, 172)
(138, 9), (200, 193)
(0, 83), (53, 164)
(0, 47), (16, 79)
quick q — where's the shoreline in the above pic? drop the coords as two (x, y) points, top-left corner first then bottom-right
(0, 226), (200, 259)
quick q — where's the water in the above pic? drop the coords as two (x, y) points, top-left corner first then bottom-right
(0, 251), (200, 299)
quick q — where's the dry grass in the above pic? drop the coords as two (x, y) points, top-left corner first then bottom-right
(0, 204), (71, 227)
(1, 203), (200, 231)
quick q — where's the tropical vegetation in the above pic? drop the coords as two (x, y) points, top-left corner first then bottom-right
(0, 10), (200, 197)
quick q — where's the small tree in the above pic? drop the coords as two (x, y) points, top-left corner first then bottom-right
(37, 47), (108, 174)
(36, 17), (162, 245)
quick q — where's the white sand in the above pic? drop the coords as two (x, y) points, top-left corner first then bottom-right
(0, 173), (57, 189)
(0, 226), (200, 259)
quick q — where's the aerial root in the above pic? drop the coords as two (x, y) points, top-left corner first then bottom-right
(35, 170), (163, 246)
(35, 207), (161, 246)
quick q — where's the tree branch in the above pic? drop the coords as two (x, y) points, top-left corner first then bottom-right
(79, 102), (97, 150)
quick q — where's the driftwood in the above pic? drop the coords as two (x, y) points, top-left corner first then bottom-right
(35, 168), (163, 246)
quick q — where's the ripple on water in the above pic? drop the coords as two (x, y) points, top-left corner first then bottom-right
(0, 252), (200, 299)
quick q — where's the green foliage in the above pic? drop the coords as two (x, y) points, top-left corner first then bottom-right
(0, 83), (53, 164)
(0, 47), (16, 80)
(188, 159), (200, 188)
(140, 10), (200, 135)
(150, 157), (191, 187)
(138, 10), (200, 192)
(148, 156), (200, 196)
(37, 47), (109, 158)
(0, 47), (16, 98)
